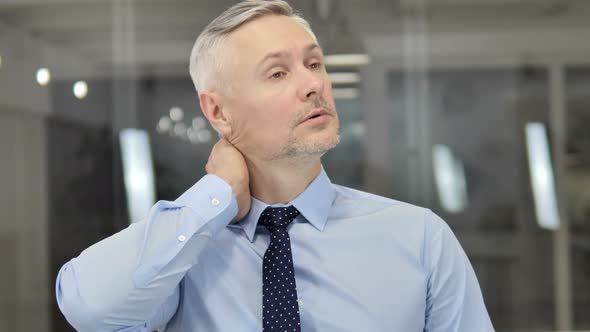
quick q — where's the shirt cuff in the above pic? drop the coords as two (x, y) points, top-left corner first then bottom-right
(175, 174), (238, 237)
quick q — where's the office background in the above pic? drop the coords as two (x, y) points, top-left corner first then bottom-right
(0, 0), (589, 331)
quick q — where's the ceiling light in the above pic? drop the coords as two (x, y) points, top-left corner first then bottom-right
(73, 81), (88, 99)
(173, 123), (187, 138)
(332, 87), (359, 99)
(36, 68), (51, 86)
(324, 54), (370, 67)
(197, 130), (212, 143)
(192, 116), (206, 129)
(328, 72), (361, 85)
(156, 116), (172, 133)
(187, 128), (199, 143)
(170, 106), (184, 122)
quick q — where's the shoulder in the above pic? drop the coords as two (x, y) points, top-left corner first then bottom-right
(329, 183), (453, 263)
(330, 183), (434, 224)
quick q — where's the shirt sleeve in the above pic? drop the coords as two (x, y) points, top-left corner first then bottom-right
(423, 210), (495, 332)
(55, 174), (238, 332)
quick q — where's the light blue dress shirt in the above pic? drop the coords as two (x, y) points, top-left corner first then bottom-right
(56, 167), (494, 331)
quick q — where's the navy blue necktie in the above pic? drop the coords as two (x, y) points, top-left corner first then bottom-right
(258, 206), (302, 332)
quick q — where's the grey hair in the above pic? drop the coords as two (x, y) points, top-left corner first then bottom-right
(189, 0), (318, 95)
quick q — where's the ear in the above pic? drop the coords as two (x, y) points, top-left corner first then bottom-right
(199, 91), (232, 136)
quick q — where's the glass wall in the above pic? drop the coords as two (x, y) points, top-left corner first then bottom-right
(0, 0), (589, 331)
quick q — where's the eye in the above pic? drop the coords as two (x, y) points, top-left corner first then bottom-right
(270, 71), (286, 79)
(310, 62), (322, 69)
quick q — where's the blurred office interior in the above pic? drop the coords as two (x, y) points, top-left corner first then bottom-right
(0, 0), (589, 331)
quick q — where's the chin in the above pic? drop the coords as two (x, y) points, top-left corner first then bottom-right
(322, 133), (340, 151)
(268, 132), (339, 161)
(320, 125), (340, 146)
(305, 131), (341, 155)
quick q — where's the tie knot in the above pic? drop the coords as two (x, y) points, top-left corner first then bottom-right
(258, 205), (300, 230)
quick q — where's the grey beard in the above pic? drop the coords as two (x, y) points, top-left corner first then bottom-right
(267, 132), (340, 161)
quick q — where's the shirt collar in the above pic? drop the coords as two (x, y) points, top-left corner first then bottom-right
(227, 165), (336, 242)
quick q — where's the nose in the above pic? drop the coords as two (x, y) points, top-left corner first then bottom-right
(296, 66), (325, 101)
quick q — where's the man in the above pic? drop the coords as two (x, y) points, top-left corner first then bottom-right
(56, 1), (494, 331)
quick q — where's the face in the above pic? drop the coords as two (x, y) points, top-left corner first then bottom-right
(215, 15), (340, 162)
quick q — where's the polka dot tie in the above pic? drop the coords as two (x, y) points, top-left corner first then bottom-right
(258, 206), (302, 332)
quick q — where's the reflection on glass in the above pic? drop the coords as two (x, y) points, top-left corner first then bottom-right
(432, 144), (468, 213)
(525, 122), (560, 230)
(119, 129), (156, 224)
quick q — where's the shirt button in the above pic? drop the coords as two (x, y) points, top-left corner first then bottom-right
(177, 235), (186, 242)
(211, 198), (220, 206)
(297, 299), (304, 306)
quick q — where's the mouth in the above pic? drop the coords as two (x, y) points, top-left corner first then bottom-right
(301, 108), (330, 124)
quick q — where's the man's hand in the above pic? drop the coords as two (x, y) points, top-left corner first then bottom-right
(205, 138), (251, 224)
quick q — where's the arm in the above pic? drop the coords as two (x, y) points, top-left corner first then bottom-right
(423, 211), (495, 332)
(56, 174), (237, 332)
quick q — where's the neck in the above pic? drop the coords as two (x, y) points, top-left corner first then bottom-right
(245, 156), (322, 205)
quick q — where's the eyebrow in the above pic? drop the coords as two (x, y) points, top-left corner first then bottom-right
(257, 43), (321, 70)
